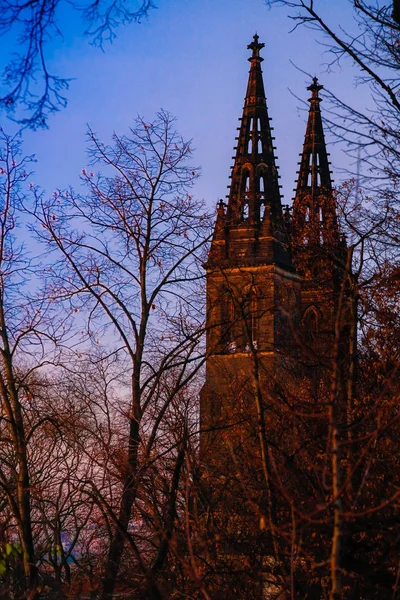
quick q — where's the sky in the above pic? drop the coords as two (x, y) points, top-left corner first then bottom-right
(0, 0), (363, 212)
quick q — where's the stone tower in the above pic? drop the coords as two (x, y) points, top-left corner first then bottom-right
(292, 77), (346, 359)
(200, 35), (301, 473)
(199, 37), (347, 598)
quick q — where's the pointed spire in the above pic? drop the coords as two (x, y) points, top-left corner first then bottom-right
(207, 35), (293, 270)
(245, 34), (266, 105)
(292, 78), (341, 276)
(295, 78), (332, 195)
(227, 34), (282, 227)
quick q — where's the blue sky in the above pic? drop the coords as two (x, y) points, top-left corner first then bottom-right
(0, 0), (362, 210)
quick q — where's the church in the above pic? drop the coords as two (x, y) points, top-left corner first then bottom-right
(199, 35), (351, 598)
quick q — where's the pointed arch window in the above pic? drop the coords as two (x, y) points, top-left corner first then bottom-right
(241, 170), (250, 193)
(242, 286), (261, 352)
(248, 118), (254, 154)
(240, 169), (251, 221)
(220, 290), (241, 353)
(303, 306), (319, 340)
(256, 167), (267, 222)
(219, 289), (231, 350)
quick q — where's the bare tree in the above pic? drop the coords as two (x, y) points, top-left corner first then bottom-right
(0, 130), (74, 599)
(0, 0), (154, 128)
(31, 110), (212, 598)
(268, 1), (400, 190)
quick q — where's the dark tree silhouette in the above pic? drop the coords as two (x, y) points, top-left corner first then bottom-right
(0, 0), (154, 129)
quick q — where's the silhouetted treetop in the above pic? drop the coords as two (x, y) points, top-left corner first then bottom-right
(0, 0), (154, 129)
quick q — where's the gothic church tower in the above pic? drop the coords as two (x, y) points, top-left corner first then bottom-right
(199, 37), (348, 598)
(200, 36), (302, 474)
(291, 78), (347, 362)
(200, 33), (346, 488)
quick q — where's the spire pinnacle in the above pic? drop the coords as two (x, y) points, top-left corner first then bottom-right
(247, 34), (265, 60)
(308, 76), (323, 99)
(295, 77), (331, 194)
(245, 34), (266, 105)
(208, 37), (293, 271)
(228, 36), (280, 229)
(291, 79), (341, 274)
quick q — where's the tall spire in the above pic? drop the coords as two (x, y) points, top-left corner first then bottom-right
(291, 78), (341, 271)
(295, 78), (332, 195)
(208, 35), (292, 270)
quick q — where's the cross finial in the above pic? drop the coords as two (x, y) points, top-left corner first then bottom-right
(307, 77), (323, 100)
(247, 33), (265, 60)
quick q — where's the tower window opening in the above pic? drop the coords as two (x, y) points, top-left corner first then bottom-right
(259, 177), (264, 192)
(242, 291), (259, 352)
(220, 295), (239, 353)
(258, 138), (263, 154)
(260, 203), (265, 221)
(247, 119), (254, 154)
(241, 171), (250, 196)
(220, 301), (230, 348)
(242, 200), (249, 220)
(305, 207), (310, 222)
(257, 118), (262, 133)
(319, 206), (323, 221)
(307, 171), (312, 186)
(303, 307), (318, 340)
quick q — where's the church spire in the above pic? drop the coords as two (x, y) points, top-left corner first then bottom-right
(295, 78), (332, 195)
(208, 35), (292, 270)
(291, 78), (340, 270)
(226, 34), (282, 227)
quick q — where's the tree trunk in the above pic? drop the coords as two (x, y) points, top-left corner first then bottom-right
(101, 403), (141, 600)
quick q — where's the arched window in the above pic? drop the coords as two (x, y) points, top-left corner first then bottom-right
(240, 168), (251, 221)
(220, 291), (239, 353)
(241, 169), (251, 193)
(242, 286), (261, 351)
(247, 118), (253, 154)
(303, 307), (319, 340)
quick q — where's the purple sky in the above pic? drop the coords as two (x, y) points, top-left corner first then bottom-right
(0, 0), (363, 210)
